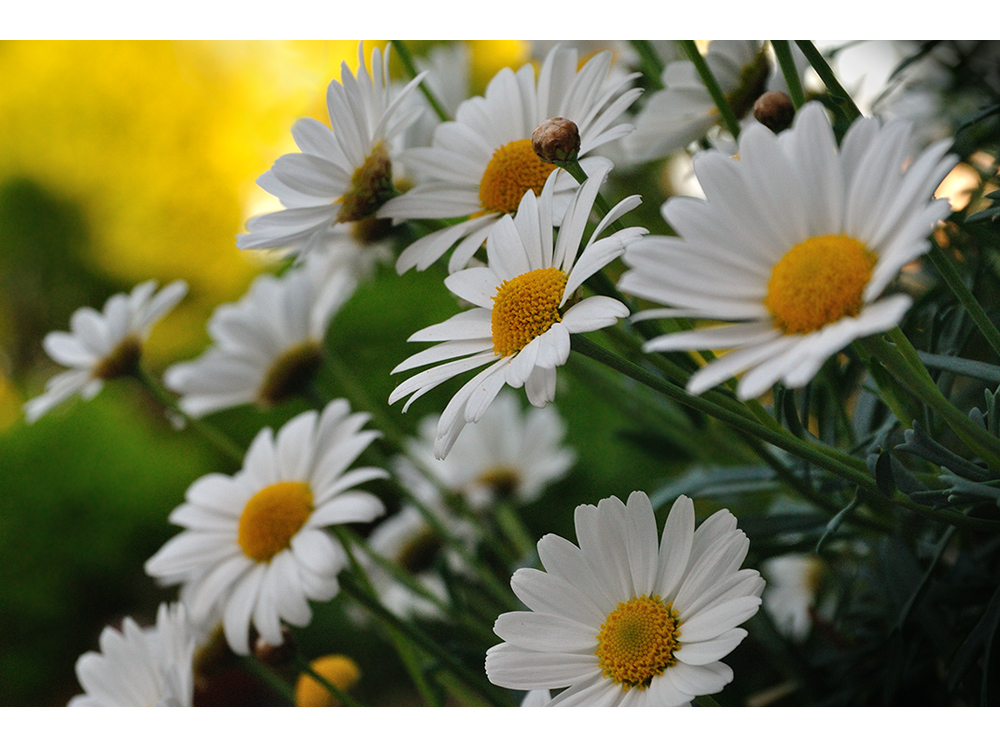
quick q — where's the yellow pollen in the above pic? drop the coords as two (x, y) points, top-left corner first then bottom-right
(479, 139), (558, 215)
(765, 235), (876, 335)
(336, 141), (393, 223)
(595, 595), (680, 690)
(237, 481), (313, 563)
(491, 267), (567, 357)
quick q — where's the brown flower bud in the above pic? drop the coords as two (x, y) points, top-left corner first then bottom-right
(531, 117), (581, 164)
(753, 91), (796, 134)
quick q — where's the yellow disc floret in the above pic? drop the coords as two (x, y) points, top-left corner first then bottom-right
(765, 234), (877, 335)
(238, 481), (313, 563)
(491, 267), (567, 357)
(258, 341), (323, 406)
(479, 139), (558, 215)
(595, 594), (680, 690)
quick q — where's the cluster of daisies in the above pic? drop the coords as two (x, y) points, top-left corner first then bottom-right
(26, 41), (959, 707)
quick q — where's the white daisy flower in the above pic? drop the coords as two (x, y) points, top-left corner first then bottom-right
(485, 491), (764, 706)
(388, 165), (642, 459)
(761, 553), (825, 642)
(404, 391), (575, 510)
(235, 42), (426, 258)
(24, 280), (187, 424)
(619, 102), (958, 400)
(626, 41), (771, 162)
(379, 44), (642, 274)
(69, 602), (196, 707)
(144, 399), (387, 655)
(164, 262), (355, 417)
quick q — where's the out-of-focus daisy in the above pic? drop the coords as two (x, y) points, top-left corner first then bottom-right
(389, 166), (642, 458)
(164, 262), (355, 417)
(404, 391), (575, 510)
(761, 553), (824, 642)
(236, 43), (426, 258)
(626, 41), (770, 162)
(619, 102), (958, 400)
(294, 654), (361, 707)
(485, 492), (764, 706)
(379, 45), (642, 274)
(69, 602), (196, 707)
(145, 400), (386, 654)
(24, 280), (187, 424)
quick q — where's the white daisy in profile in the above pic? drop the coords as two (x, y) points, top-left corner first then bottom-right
(145, 399), (387, 655)
(389, 165), (642, 458)
(235, 43), (426, 258)
(404, 391), (575, 510)
(485, 492), (764, 706)
(164, 262), (355, 417)
(626, 40), (770, 162)
(24, 280), (187, 424)
(69, 602), (196, 707)
(619, 102), (958, 400)
(379, 44), (642, 274)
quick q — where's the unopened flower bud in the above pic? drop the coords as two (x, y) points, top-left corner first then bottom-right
(753, 91), (796, 134)
(531, 117), (581, 164)
(295, 654), (361, 707)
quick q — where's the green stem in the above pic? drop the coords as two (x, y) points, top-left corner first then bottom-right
(133, 365), (244, 466)
(340, 573), (512, 706)
(794, 41), (863, 122)
(680, 40), (740, 141)
(926, 243), (1000, 359)
(861, 334), (1000, 474)
(629, 40), (665, 87)
(572, 335), (879, 494)
(334, 527), (443, 706)
(391, 40), (450, 122)
(771, 41), (805, 108)
(241, 656), (295, 705)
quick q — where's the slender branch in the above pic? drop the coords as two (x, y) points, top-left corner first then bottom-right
(771, 40), (805, 108)
(680, 40), (741, 140)
(794, 41), (863, 122)
(926, 242), (1000, 360)
(391, 40), (450, 122)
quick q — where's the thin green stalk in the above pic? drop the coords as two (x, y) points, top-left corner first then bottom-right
(391, 40), (450, 122)
(340, 572), (513, 706)
(572, 335), (880, 494)
(926, 242), (1000, 359)
(295, 653), (362, 706)
(680, 40), (740, 141)
(861, 334), (1000, 474)
(794, 41), (863, 122)
(335, 526), (443, 706)
(241, 656), (295, 705)
(629, 40), (665, 87)
(771, 41), (805, 108)
(133, 364), (244, 466)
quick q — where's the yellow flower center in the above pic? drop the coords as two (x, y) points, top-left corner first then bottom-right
(92, 335), (142, 380)
(398, 529), (443, 575)
(336, 141), (393, 223)
(258, 341), (323, 406)
(491, 267), (567, 357)
(479, 139), (558, 215)
(237, 481), (313, 563)
(595, 594), (680, 690)
(479, 466), (520, 497)
(765, 235), (877, 335)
